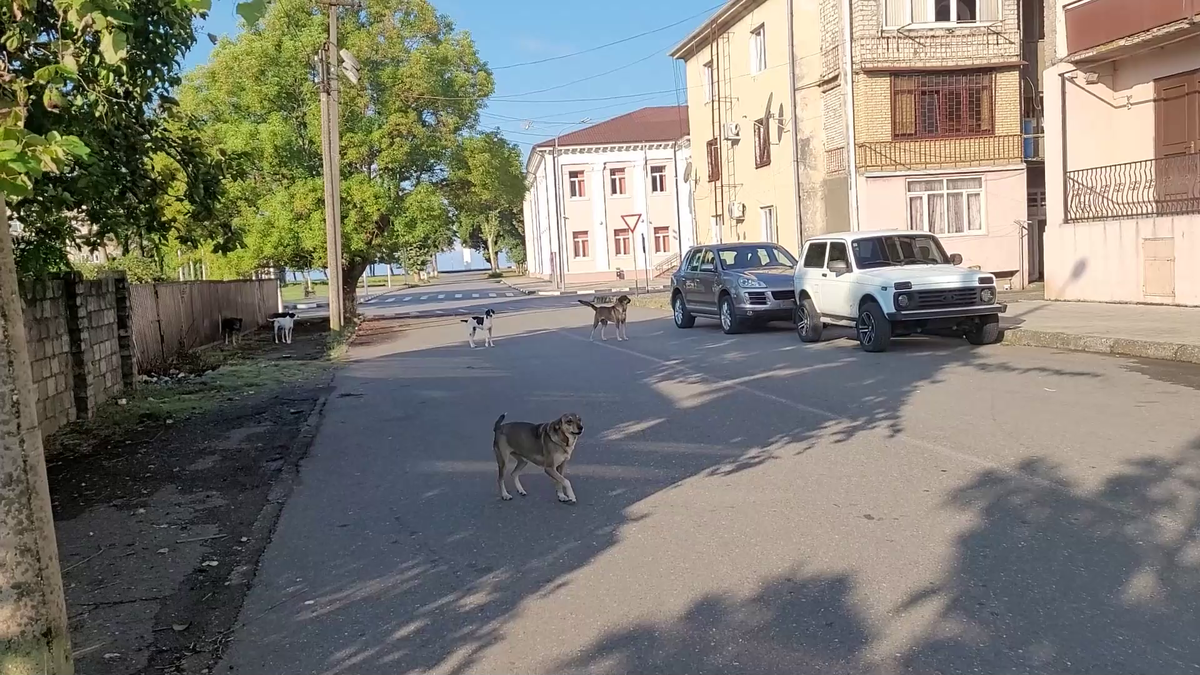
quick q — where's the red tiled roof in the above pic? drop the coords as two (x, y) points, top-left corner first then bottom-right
(531, 106), (688, 149)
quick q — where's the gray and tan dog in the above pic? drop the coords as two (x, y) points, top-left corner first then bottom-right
(492, 412), (585, 503)
(578, 295), (631, 341)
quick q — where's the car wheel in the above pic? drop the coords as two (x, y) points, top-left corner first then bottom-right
(856, 302), (892, 352)
(719, 295), (743, 334)
(795, 297), (823, 343)
(966, 313), (1001, 345)
(672, 293), (696, 329)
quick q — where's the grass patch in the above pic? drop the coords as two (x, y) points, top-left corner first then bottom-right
(631, 292), (672, 311)
(281, 281), (329, 302)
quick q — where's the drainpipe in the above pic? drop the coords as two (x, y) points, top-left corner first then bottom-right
(842, 0), (861, 231)
(672, 139), (684, 259)
(786, 0), (805, 252)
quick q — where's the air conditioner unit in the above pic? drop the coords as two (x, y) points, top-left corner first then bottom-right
(728, 201), (746, 220)
(724, 122), (741, 141)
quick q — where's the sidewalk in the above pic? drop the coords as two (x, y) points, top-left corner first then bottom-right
(1001, 300), (1200, 364)
(499, 274), (668, 296)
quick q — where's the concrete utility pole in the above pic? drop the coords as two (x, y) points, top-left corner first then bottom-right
(0, 194), (73, 674)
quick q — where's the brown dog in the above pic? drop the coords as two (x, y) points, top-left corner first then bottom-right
(492, 413), (584, 503)
(578, 295), (631, 341)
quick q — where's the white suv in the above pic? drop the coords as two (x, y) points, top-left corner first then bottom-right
(792, 230), (1007, 352)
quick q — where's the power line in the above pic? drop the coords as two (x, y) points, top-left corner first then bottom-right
(504, 40), (672, 97)
(488, 2), (725, 70)
(479, 93), (675, 124)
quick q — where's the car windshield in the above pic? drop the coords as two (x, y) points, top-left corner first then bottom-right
(717, 245), (797, 270)
(851, 235), (950, 269)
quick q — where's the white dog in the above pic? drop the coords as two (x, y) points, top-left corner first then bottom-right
(461, 309), (495, 349)
(271, 312), (296, 344)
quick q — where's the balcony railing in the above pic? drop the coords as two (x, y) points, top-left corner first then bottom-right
(856, 134), (1024, 171)
(1065, 152), (1200, 222)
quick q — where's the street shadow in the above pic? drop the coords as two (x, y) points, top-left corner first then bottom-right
(219, 309), (1155, 675)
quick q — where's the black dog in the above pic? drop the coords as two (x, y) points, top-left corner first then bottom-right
(221, 317), (243, 345)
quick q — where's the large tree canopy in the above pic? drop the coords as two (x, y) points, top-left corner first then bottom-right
(448, 130), (525, 271)
(180, 0), (494, 311)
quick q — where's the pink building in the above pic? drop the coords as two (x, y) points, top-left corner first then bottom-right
(522, 107), (695, 287)
(1044, 0), (1200, 305)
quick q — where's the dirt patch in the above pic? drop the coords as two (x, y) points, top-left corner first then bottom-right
(47, 318), (339, 675)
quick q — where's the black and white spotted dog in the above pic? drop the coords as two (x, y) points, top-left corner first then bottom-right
(461, 309), (495, 349)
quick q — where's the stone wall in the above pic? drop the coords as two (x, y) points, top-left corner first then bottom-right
(20, 272), (136, 441)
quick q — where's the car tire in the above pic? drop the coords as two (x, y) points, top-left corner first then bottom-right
(856, 301), (892, 352)
(672, 293), (696, 329)
(719, 295), (743, 334)
(966, 313), (1001, 345)
(795, 297), (823, 343)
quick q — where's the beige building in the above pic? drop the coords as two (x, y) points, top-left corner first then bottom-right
(671, 0), (1043, 289)
(1043, 0), (1200, 306)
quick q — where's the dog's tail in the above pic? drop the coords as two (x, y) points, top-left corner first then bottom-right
(460, 319), (469, 323)
(577, 299), (598, 310)
(493, 413), (506, 433)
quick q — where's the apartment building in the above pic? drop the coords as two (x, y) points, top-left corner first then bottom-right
(1043, 0), (1200, 305)
(522, 107), (694, 286)
(672, 0), (1041, 289)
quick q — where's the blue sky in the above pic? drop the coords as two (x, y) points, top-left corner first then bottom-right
(182, 0), (718, 154)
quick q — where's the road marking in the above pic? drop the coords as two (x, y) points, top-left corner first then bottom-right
(489, 293), (497, 298)
(403, 296), (413, 301)
(386, 297), (397, 302)
(505, 292), (515, 297)
(471, 293), (480, 298)
(437, 294), (446, 299)
(454, 294), (463, 299)
(420, 295), (430, 300)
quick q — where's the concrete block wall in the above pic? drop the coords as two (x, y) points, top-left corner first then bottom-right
(19, 272), (136, 442)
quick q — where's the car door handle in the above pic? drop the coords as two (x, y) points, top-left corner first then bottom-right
(821, 273), (828, 278)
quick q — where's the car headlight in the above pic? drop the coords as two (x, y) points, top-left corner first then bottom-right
(980, 287), (996, 304)
(896, 293), (912, 309)
(737, 277), (767, 289)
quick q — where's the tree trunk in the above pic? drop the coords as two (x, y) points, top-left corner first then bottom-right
(0, 194), (74, 674)
(486, 237), (499, 272)
(340, 258), (370, 321)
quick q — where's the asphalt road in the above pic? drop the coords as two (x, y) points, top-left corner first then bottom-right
(220, 297), (1200, 675)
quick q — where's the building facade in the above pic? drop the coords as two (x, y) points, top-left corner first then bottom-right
(523, 107), (695, 286)
(672, 0), (1042, 289)
(1043, 0), (1200, 305)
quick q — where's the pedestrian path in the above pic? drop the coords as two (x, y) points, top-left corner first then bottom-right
(360, 291), (518, 304)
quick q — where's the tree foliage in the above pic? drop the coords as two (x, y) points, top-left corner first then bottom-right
(448, 131), (526, 271)
(181, 0), (493, 312)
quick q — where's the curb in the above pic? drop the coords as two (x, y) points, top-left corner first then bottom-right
(1001, 328), (1200, 365)
(496, 278), (668, 296)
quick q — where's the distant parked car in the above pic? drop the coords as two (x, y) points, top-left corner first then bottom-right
(792, 230), (1007, 352)
(670, 242), (798, 334)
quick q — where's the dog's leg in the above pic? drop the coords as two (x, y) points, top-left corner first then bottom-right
(468, 328), (476, 349)
(545, 466), (576, 504)
(600, 320), (608, 341)
(589, 317), (598, 341)
(486, 327), (494, 347)
(512, 458), (529, 496)
(498, 456), (515, 501)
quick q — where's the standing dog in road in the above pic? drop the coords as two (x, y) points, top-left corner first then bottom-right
(270, 312), (296, 344)
(461, 308), (496, 348)
(578, 295), (631, 341)
(492, 412), (585, 503)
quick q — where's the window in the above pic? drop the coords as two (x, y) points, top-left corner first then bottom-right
(609, 168), (628, 196)
(613, 228), (632, 256)
(697, 248), (717, 272)
(827, 241), (850, 269)
(717, 244), (797, 269)
(572, 231), (590, 259)
(907, 176), (985, 234)
(754, 116), (771, 168)
(685, 248), (704, 272)
(892, 72), (994, 139)
(650, 165), (668, 193)
(760, 206), (776, 242)
(882, 0), (999, 27)
(568, 170), (586, 198)
(749, 25), (766, 75)
(802, 242), (828, 268)
(703, 62), (714, 102)
(706, 139), (721, 182)
(852, 234), (951, 268)
(653, 226), (671, 253)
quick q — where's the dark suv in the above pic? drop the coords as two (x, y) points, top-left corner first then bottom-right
(669, 242), (799, 334)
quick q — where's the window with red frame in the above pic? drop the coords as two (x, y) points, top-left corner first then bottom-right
(572, 231), (590, 258)
(754, 116), (771, 168)
(892, 71), (994, 139)
(706, 139), (721, 182)
(613, 228), (632, 256)
(653, 226), (671, 254)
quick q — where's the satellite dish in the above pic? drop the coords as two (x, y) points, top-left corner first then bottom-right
(763, 92), (774, 123)
(682, 161), (693, 183)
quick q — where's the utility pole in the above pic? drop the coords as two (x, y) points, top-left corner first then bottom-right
(0, 194), (73, 674)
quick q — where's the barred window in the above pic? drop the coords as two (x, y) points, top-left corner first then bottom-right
(706, 139), (721, 182)
(892, 72), (995, 140)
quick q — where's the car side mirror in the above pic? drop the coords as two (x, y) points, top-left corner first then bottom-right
(699, 264), (715, 273)
(828, 260), (849, 274)
(950, 253), (963, 265)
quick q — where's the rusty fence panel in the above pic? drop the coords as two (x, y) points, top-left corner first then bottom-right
(128, 279), (280, 372)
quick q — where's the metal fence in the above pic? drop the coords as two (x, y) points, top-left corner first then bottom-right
(129, 279), (280, 371)
(1066, 152), (1200, 223)
(856, 134), (1024, 172)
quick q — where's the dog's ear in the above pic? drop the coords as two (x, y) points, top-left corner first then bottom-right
(548, 417), (570, 445)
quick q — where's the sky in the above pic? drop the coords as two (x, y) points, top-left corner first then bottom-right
(181, 0), (721, 156)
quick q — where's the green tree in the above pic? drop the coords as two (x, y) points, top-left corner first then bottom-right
(182, 0), (493, 315)
(449, 131), (525, 271)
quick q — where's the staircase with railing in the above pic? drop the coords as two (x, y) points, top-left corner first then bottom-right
(652, 253), (680, 278)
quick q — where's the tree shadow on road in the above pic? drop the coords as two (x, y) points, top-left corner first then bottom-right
(220, 310), (1187, 675)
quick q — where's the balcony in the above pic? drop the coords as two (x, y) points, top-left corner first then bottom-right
(1065, 152), (1200, 222)
(856, 135), (1024, 172)
(1065, 0), (1200, 59)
